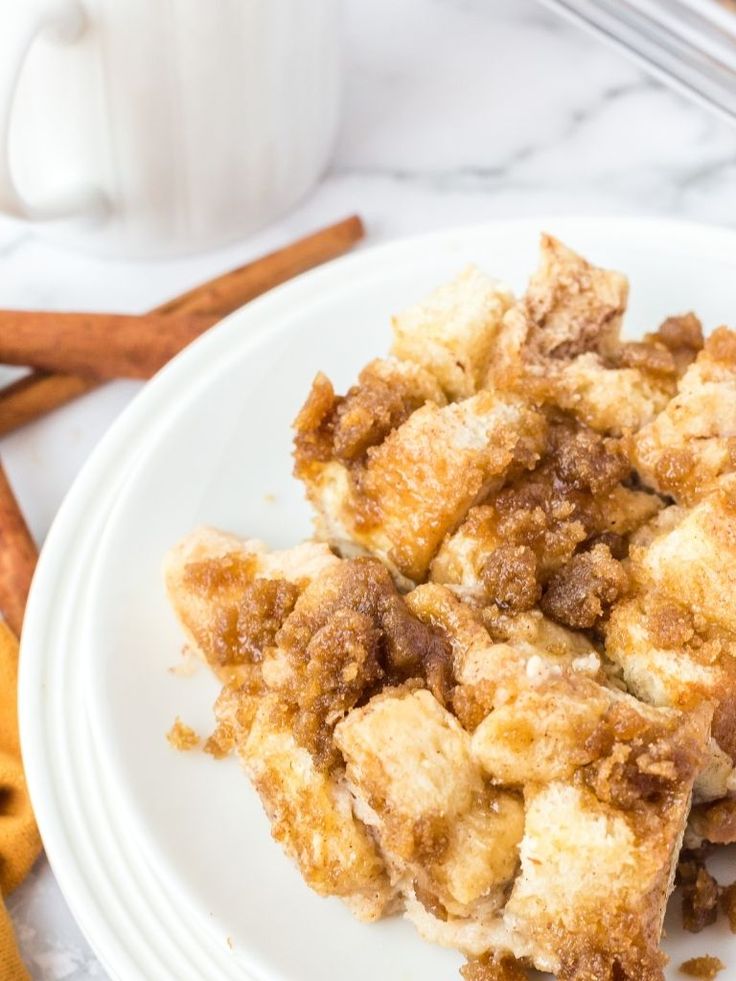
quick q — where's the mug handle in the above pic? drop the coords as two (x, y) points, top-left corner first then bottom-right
(0, 0), (106, 221)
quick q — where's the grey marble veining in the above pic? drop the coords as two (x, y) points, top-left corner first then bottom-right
(7, 859), (106, 980)
(2, 0), (736, 977)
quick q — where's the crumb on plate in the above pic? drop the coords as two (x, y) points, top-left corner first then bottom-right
(678, 851), (721, 933)
(720, 882), (736, 933)
(166, 717), (199, 751)
(680, 955), (725, 979)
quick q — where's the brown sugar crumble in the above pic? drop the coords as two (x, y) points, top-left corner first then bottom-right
(682, 868), (721, 934)
(331, 365), (431, 462)
(678, 846), (736, 939)
(611, 313), (704, 380)
(236, 579), (299, 662)
(293, 360), (442, 473)
(540, 543), (628, 629)
(266, 557), (454, 770)
(680, 955), (725, 979)
(655, 312), (704, 355)
(677, 849), (720, 934)
(481, 544), (541, 612)
(442, 417), (655, 626)
(166, 717), (199, 751)
(485, 422), (634, 576)
(690, 799), (736, 847)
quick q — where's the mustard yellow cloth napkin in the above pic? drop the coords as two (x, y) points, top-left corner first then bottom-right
(0, 619), (41, 980)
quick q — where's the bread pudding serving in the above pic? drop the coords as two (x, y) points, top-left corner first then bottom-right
(164, 235), (736, 980)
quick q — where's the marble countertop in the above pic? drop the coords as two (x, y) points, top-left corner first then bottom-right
(3, 0), (736, 977)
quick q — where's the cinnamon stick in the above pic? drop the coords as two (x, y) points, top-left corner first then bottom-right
(155, 213), (364, 317)
(0, 214), (364, 434)
(0, 373), (97, 439)
(0, 461), (38, 635)
(0, 311), (217, 380)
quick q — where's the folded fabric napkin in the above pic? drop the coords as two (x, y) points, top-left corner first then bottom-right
(0, 619), (41, 980)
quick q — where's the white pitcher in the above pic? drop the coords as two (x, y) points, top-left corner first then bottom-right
(0, 0), (341, 257)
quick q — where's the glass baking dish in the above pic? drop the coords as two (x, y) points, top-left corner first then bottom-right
(538, 0), (736, 125)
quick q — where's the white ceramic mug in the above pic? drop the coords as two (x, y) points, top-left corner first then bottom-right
(0, 0), (341, 257)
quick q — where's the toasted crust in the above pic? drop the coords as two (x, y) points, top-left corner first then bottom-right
(217, 688), (395, 920)
(505, 782), (672, 981)
(391, 266), (515, 400)
(467, 655), (710, 980)
(523, 234), (629, 360)
(509, 236), (683, 434)
(166, 535), (400, 918)
(630, 480), (736, 636)
(296, 388), (547, 584)
(335, 688), (524, 917)
(163, 527), (339, 682)
(430, 420), (660, 607)
(605, 482), (736, 805)
(633, 328), (736, 503)
(543, 354), (676, 434)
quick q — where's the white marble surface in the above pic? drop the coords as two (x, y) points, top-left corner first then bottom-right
(3, 0), (736, 977)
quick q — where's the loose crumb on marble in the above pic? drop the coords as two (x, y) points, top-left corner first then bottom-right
(166, 717), (199, 751)
(264, 492), (277, 503)
(680, 955), (725, 979)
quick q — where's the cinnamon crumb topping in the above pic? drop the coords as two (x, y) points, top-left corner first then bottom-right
(332, 368), (431, 462)
(653, 312), (704, 372)
(541, 543), (628, 629)
(555, 935), (666, 981)
(705, 325), (736, 364)
(552, 423), (631, 494)
(582, 703), (705, 813)
(273, 558), (453, 769)
(653, 447), (699, 498)
(614, 340), (677, 378)
(293, 361), (442, 472)
(678, 851), (720, 933)
(237, 579), (299, 662)
(646, 600), (695, 649)
(689, 799), (736, 846)
(452, 679), (497, 732)
(451, 419), (651, 616)
(481, 545), (541, 612)
(292, 371), (339, 472)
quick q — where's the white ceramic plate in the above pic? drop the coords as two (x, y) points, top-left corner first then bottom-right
(20, 217), (736, 981)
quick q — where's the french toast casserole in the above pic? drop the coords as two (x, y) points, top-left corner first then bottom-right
(164, 235), (736, 980)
